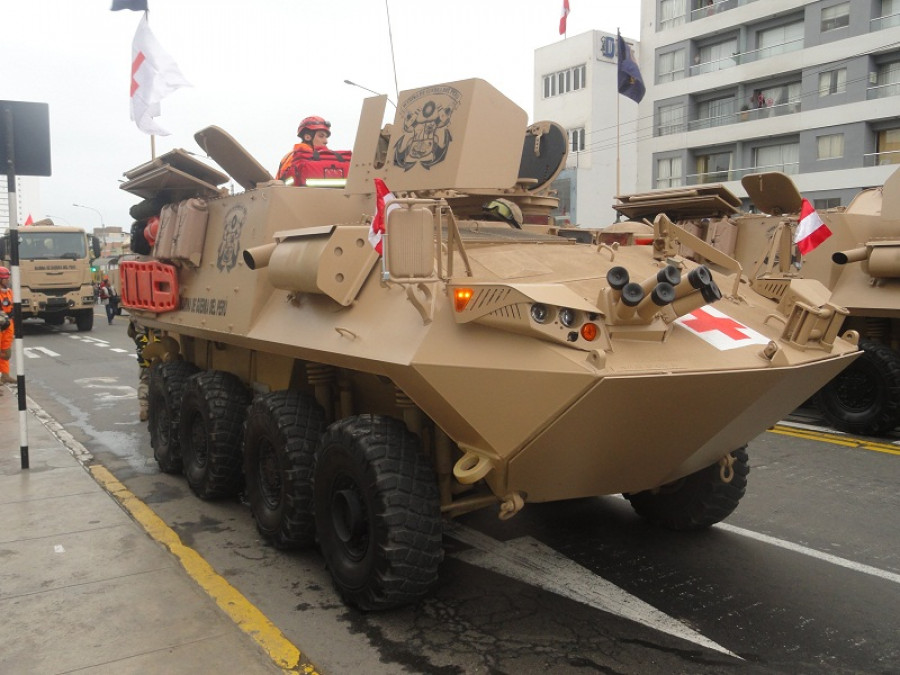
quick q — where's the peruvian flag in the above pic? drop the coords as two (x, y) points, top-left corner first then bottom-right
(130, 14), (190, 135)
(795, 198), (832, 255)
(559, 0), (570, 35)
(23, 214), (33, 226)
(368, 178), (397, 255)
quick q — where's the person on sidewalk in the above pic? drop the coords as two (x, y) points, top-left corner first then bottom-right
(99, 277), (119, 325)
(0, 266), (14, 386)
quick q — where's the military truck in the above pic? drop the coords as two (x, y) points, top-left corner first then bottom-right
(615, 170), (900, 437)
(0, 220), (101, 331)
(119, 78), (858, 610)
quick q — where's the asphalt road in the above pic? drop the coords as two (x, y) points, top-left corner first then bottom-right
(11, 312), (900, 674)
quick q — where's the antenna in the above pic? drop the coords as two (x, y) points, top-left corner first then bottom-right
(385, 0), (400, 104)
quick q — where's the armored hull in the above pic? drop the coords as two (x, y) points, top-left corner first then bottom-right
(121, 78), (858, 609)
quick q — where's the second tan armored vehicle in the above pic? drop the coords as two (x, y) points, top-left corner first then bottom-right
(119, 78), (859, 610)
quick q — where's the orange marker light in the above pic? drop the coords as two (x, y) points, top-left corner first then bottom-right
(453, 288), (474, 312)
(581, 323), (599, 341)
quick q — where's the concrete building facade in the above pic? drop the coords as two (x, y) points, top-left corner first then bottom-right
(534, 30), (642, 227)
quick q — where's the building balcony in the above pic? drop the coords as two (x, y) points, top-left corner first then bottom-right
(871, 12), (900, 31)
(863, 150), (900, 166)
(867, 82), (900, 100)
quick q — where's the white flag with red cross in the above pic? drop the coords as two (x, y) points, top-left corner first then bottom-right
(130, 14), (190, 135)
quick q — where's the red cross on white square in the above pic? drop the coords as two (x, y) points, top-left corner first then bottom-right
(675, 305), (770, 350)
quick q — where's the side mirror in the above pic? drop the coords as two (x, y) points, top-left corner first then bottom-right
(0, 234), (7, 259)
(90, 235), (102, 259)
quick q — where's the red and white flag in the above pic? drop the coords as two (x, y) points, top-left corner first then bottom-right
(368, 178), (397, 256)
(559, 0), (570, 35)
(794, 198), (832, 255)
(130, 14), (190, 135)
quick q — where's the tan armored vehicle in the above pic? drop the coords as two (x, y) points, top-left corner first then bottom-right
(119, 78), (858, 610)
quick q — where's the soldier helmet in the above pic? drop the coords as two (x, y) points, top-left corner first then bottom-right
(482, 198), (523, 229)
(297, 116), (331, 139)
(0, 266), (10, 279)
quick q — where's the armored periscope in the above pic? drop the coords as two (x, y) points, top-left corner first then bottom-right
(119, 78), (859, 610)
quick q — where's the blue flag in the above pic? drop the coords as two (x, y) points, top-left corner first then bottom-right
(617, 31), (645, 103)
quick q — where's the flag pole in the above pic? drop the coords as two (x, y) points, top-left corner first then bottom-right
(616, 28), (621, 199)
(151, 134), (156, 160)
(385, 0), (400, 103)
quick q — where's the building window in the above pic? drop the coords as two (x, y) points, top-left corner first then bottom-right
(543, 64), (587, 99)
(876, 127), (900, 165)
(659, 0), (686, 30)
(821, 3), (850, 32)
(568, 127), (585, 153)
(657, 103), (686, 136)
(693, 38), (738, 75)
(814, 197), (842, 209)
(657, 157), (683, 188)
(869, 60), (900, 100)
(753, 142), (800, 174)
(658, 49), (686, 83)
(694, 151), (732, 183)
(757, 21), (804, 59)
(819, 68), (847, 96)
(697, 96), (735, 128)
(816, 134), (844, 159)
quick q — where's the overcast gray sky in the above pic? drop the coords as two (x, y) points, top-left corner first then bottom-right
(2, 0), (640, 232)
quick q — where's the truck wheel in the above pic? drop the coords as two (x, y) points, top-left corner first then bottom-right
(814, 339), (900, 436)
(179, 370), (251, 499)
(624, 446), (749, 531)
(243, 391), (325, 549)
(313, 415), (443, 610)
(75, 309), (93, 332)
(148, 361), (199, 473)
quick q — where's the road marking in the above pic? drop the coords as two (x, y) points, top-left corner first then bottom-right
(445, 522), (740, 658)
(771, 423), (900, 457)
(23, 346), (60, 358)
(717, 523), (900, 585)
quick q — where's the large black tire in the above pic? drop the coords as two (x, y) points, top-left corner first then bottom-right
(148, 361), (199, 473)
(75, 308), (93, 332)
(814, 339), (900, 436)
(624, 446), (749, 531)
(313, 415), (443, 610)
(243, 391), (325, 549)
(179, 370), (251, 499)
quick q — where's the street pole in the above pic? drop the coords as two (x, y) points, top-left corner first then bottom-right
(72, 203), (106, 250)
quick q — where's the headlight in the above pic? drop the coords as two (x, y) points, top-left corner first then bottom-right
(559, 307), (577, 327)
(531, 303), (551, 324)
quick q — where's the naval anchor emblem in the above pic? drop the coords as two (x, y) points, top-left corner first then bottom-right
(217, 204), (247, 273)
(393, 86), (461, 171)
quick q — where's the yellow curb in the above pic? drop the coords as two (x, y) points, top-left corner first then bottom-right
(770, 425), (900, 456)
(89, 465), (320, 675)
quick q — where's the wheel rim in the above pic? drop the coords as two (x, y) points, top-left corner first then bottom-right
(330, 475), (368, 561)
(830, 362), (879, 412)
(258, 439), (282, 511)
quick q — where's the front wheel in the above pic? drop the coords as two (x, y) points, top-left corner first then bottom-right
(314, 415), (443, 610)
(148, 360), (199, 473)
(624, 446), (749, 531)
(814, 339), (900, 436)
(75, 308), (93, 332)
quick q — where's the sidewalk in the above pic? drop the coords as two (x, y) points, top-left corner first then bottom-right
(0, 384), (301, 674)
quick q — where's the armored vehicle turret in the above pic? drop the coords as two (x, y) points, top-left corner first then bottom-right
(120, 79), (858, 609)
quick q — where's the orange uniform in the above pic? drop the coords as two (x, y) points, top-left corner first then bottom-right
(0, 285), (13, 379)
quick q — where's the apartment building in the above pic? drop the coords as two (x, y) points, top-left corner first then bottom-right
(644, 0), (900, 208)
(535, 0), (900, 223)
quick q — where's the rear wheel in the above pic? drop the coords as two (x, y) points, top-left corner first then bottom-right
(148, 361), (199, 473)
(179, 371), (251, 499)
(624, 446), (749, 531)
(814, 339), (900, 436)
(314, 415), (443, 610)
(243, 391), (325, 549)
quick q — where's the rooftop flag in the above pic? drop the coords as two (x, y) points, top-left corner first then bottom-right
(130, 14), (190, 135)
(559, 0), (570, 36)
(617, 31), (645, 103)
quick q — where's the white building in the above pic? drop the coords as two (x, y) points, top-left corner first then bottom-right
(535, 0), (900, 221)
(534, 30), (642, 227)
